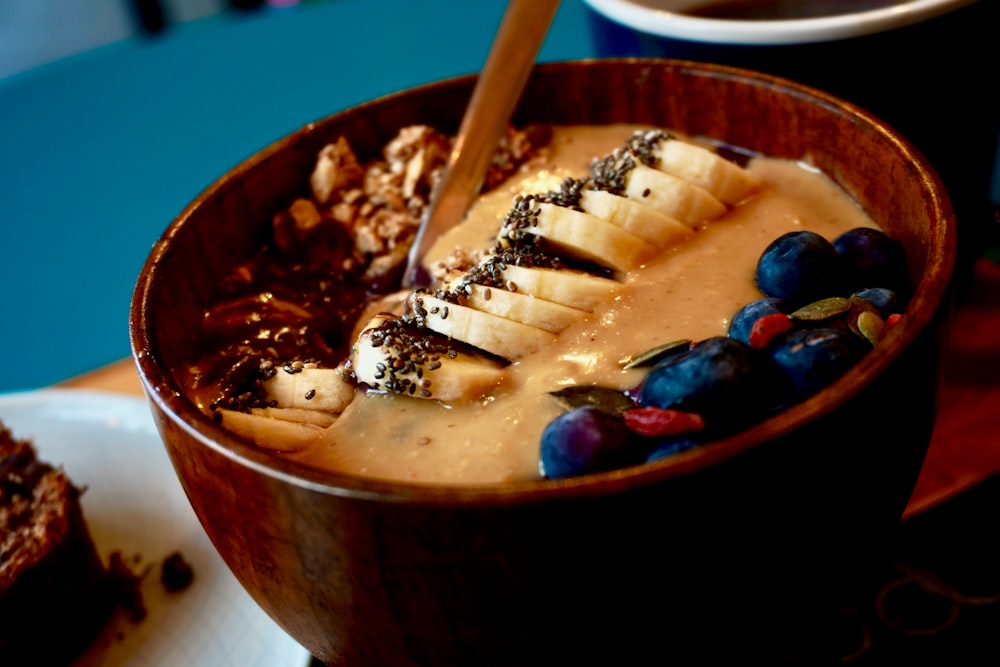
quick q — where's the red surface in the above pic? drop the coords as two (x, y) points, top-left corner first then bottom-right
(906, 257), (1000, 517)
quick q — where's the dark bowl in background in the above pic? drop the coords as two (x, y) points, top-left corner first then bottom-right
(130, 59), (955, 665)
(584, 0), (998, 291)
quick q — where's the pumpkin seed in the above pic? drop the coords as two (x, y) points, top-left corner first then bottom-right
(846, 296), (880, 337)
(856, 310), (885, 345)
(549, 385), (637, 415)
(621, 339), (691, 370)
(789, 297), (851, 321)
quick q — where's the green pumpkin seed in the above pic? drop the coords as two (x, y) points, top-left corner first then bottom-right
(549, 385), (636, 415)
(856, 310), (885, 345)
(845, 297), (880, 337)
(789, 297), (851, 321)
(621, 339), (691, 370)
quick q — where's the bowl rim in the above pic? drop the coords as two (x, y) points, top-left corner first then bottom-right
(582, 0), (979, 45)
(129, 57), (956, 507)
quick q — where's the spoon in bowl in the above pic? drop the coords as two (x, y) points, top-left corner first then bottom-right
(401, 0), (562, 288)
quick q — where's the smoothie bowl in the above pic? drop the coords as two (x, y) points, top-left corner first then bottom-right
(129, 59), (955, 664)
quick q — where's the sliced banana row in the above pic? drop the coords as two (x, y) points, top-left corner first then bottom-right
(349, 131), (759, 404)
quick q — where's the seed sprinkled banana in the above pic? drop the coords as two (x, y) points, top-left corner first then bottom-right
(536, 176), (693, 247)
(492, 263), (619, 312)
(457, 283), (587, 333)
(351, 313), (507, 402)
(500, 196), (656, 273)
(579, 189), (693, 247)
(407, 291), (556, 360)
(626, 129), (760, 206)
(623, 162), (726, 226)
(262, 365), (355, 412)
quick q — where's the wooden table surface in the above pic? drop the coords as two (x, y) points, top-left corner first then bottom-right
(57, 257), (1000, 519)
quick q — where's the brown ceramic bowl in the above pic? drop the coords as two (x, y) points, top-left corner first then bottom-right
(130, 59), (955, 665)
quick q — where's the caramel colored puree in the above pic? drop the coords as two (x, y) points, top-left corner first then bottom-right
(289, 125), (877, 485)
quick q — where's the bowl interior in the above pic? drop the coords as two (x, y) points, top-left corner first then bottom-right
(130, 58), (955, 499)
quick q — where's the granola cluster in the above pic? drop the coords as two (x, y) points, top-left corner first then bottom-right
(271, 124), (548, 284)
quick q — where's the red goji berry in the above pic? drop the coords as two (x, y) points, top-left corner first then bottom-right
(885, 313), (903, 328)
(623, 407), (705, 438)
(749, 313), (793, 349)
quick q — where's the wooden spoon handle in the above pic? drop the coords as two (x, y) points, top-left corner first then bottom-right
(403, 0), (562, 287)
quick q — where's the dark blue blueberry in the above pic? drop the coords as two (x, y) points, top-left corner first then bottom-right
(539, 406), (637, 479)
(646, 437), (700, 463)
(768, 328), (863, 401)
(833, 227), (908, 294)
(639, 336), (772, 433)
(755, 231), (847, 305)
(852, 287), (901, 318)
(728, 297), (790, 344)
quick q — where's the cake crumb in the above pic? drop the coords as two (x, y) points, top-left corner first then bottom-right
(161, 551), (195, 592)
(107, 551), (148, 622)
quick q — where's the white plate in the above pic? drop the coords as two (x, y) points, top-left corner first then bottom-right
(0, 388), (312, 667)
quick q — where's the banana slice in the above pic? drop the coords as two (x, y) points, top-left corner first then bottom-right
(622, 163), (726, 226)
(351, 314), (507, 402)
(262, 365), (355, 412)
(250, 406), (338, 427)
(628, 130), (759, 206)
(578, 189), (693, 247)
(215, 408), (324, 452)
(461, 283), (586, 333)
(408, 292), (556, 360)
(497, 263), (618, 312)
(503, 201), (656, 273)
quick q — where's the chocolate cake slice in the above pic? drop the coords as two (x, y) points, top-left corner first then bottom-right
(0, 420), (115, 664)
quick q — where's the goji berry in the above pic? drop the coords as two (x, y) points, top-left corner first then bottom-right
(623, 407), (705, 438)
(749, 313), (793, 349)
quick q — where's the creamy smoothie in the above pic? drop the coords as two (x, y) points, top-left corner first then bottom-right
(256, 126), (878, 484)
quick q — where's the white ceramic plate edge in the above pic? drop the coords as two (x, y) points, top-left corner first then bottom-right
(0, 388), (311, 667)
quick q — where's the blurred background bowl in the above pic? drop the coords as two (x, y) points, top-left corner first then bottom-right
(584, 0), (997, 292)
(130, 58), (955, 665)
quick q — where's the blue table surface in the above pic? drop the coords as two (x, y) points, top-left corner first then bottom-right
(0, 0), (600, 393)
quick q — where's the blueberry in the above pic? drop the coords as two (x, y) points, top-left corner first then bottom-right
(755, 231), (847, 305)
(833, 227), (908, 293)
(728, 297), (790, 344)
(768, 328), (863, 401)
(539, 406), (638, 479)
(852, 287), (901, 318)
(639, 336), (772, 433)
(646, 437), (700, 463)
